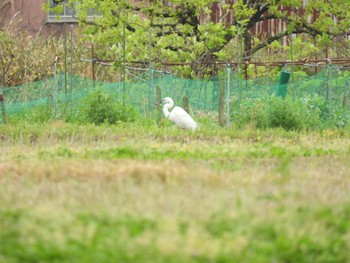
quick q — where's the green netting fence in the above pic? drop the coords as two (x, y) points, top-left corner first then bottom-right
(1, 66), (350, 127)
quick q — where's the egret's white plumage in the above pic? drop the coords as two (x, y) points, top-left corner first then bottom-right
(162, 97), (197, 131)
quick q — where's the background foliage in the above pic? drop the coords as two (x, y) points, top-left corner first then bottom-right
(44, 0), (350, 77)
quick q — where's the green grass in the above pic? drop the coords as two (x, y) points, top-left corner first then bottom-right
(1, 121), (350, 262)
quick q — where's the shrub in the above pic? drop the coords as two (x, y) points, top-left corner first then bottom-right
(231, 97), (269, 129)
(268, 97), (305, 130)
(231, 96), (322, 130)
(303, 94), (350, 128)
(77, 89), (138, 125)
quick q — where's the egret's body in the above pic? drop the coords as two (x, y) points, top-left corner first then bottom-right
(162, 97), (197, 131)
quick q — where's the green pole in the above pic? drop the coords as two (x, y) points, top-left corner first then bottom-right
(70, 25), (74, 77)
(226, 64), (231, 128)
(68, 24), (74, 113)
(54, 56), (58, 118)
(327, 60), (332, 121)
(148, 24), (153, 113)
(290, 33), (294, 99)
(123, 23), (126, 108)
(64, 22), (67, 94)
(91, 45), (95, 89)
(238, 24), (243, 105)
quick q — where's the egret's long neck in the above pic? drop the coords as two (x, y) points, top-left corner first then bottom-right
(163, 104), (171, 118)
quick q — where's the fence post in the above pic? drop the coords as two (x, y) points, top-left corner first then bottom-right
(91, 45), (96, 89)
(53, 56), (58, 118)
(64, 22), (67, 94)
(123, 23), (126, 108)
(219, 76), (225, 127)
(183, 96), (190, 114)
(148, 24), (153, 113)
(148, 67), (154, 113)
(70, 25), (74, 76)
(327, 60), (332, 120)
(0, 94), (7, 124)
(226, 64), (231, 127)
(156, 85), (162, 123)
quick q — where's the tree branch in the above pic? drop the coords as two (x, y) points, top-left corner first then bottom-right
(250, 29), (307, 55)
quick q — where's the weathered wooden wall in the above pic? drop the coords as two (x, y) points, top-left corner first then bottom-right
(0, 0), (64, 35)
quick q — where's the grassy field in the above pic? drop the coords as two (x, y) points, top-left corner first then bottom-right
(1, 121), (350, 263)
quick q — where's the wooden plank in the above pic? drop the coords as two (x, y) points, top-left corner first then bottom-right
(0, 94), (7, 124)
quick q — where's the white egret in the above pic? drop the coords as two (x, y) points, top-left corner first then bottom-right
(162, 97), (198, 131)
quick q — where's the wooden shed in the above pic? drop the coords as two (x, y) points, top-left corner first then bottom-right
(0, 0), (75, 35)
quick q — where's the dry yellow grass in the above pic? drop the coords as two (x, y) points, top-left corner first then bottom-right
(1, 156), (349, 215)
(1, 123), (350, 262)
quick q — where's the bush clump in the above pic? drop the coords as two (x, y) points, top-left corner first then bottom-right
(75, 89), (138, 125)
(268, 97), (307, 130)
(232, 96), (321, 130)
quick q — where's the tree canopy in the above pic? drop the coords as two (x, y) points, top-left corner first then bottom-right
(46, 0), (350, 76)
